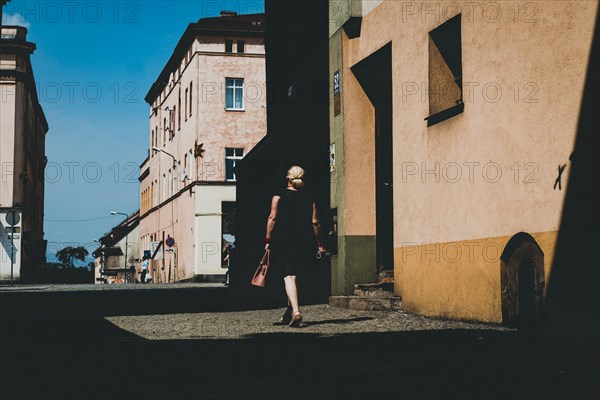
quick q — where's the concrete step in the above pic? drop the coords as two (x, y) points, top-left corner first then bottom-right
(329, 295), (402, 312)
(353, 282), (395, 298)
(378, 270), (394, 284)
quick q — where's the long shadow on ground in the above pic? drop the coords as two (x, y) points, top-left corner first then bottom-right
(1, 290), (598, 400)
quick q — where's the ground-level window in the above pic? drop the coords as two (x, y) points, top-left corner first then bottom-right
(225, 78), (244, 110)
(221, 202), (236, 269)
(225, 148), (244, 181)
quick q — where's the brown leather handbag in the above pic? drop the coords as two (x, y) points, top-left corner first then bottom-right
(251, 251), (270, 287)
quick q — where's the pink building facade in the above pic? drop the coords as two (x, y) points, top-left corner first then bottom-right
(139, 12), (266, 282)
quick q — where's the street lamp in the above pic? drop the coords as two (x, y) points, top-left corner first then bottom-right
(152, 146), (177, 166)
(110, 211), (129, 284)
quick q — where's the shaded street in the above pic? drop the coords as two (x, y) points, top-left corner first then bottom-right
(1, 284), (598, 399)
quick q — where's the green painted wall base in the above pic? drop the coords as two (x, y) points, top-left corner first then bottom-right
(331, 235), (378, 295)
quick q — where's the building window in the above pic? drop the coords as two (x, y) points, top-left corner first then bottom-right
(225, 39), (233, 53)
(225, 148), (244, 181)
(185, 88), (188, 121)
(426, 14), (463, 127)
(151, 130), (154, 155)
(163, 117), (167, 144)
(237, 40), (245, 53)
(172, 105), (177, 136)
(183, 89), (189, 121)
(174, 164), (179, 192)
(178, 89), (182, 130)
(225, 78), (244, 110)
(154, 179), (158, 206)
(189, 150), (194, 181)
(183, 154), (188, 184)
(150, 183), (154, 208)
(189, 82), (193, 117)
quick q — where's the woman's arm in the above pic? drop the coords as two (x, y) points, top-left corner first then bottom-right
(313, 203), (326, 252)
(265, 196), (280, 250)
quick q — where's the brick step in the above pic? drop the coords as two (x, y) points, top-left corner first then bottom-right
(353, 282), (395, 298)
(329, 295), (402, 312)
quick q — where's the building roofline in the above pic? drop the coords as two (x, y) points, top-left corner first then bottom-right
(145, 13), (265, 104)
(0, 30), (48, 133)
(139, 155), (150, 169)
(98, 210), (141, 246)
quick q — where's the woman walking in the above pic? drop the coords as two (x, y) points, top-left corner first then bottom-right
(265, 166), (326, 327)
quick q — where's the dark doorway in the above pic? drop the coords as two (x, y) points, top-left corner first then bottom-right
(351, 43), (394, 271)
(500, 233), (545, 328)
(518, 261), (537, 324)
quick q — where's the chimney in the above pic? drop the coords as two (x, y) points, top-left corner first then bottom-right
(1, 1), (10, 27)
(220, 10), (237, 17)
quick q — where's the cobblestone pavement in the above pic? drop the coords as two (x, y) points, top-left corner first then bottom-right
(0, 282), (221, 292)
(106, 304), (509, 340)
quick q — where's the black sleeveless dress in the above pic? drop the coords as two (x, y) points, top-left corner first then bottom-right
(271, 189), (315, 277)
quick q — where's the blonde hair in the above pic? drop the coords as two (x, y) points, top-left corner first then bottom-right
(286, 166), (305, 190)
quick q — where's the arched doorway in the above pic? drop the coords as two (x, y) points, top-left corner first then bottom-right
(500, 233), (545, 327)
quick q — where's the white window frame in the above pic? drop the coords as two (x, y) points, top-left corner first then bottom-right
(225, 148), (244, 182)
(225, 78), (244, 111)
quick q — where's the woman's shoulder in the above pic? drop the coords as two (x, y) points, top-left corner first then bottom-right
(276, 188), (296, 197)
(275, 189), (314, 201)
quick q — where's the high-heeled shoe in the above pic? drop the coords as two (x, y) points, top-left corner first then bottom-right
(289, 312), (302, 327)
(280, 306), (293, 325)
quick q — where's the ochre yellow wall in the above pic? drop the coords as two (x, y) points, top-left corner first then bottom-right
(395, 231), (558, 323)
(332, 0), (597, 321)
(341, 32), (377, 236)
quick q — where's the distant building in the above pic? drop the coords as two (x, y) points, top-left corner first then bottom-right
(140, 11), (266, 283)
(0, 18), (48, 283)
(328, 0), (598, 324)
(93, 211), (140, 284)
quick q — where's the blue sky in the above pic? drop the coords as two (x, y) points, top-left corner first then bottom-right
(3, 0), (264, 261)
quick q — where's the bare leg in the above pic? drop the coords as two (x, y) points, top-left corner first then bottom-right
(284, 275), (300, 315)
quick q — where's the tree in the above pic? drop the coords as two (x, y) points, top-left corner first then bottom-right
(56, 246), (89, 268)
